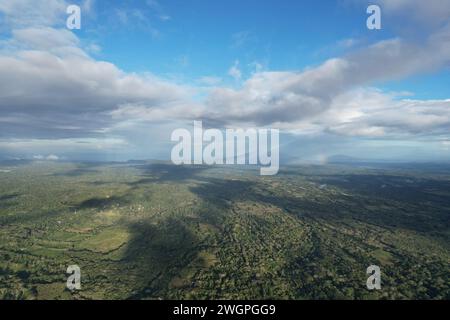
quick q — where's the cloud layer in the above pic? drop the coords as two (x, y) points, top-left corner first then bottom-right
(0, 0), (449, 160)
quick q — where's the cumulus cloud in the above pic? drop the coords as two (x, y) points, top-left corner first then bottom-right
(324, 90), (450, 137)
(33, 154), (59, 160)
(191, 16), (450, 133)
(0, 26), (194, 139)
(376, 0), (450, 27)
(198, 31), (450, 129)
(0, 0), (68, 27)
(0, 0), (449, 160)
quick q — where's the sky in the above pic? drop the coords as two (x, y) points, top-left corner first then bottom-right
(0, 0), (449, 163)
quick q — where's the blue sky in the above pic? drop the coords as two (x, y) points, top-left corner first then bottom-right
(0, 0), (449, 163)
(82, 1), (393, 82)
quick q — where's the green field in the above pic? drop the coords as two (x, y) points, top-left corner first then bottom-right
(0, 161), (449, 299)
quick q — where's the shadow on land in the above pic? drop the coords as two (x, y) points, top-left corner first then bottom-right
(128, 163), (209, 187)
(74, 195), (130, 210)
(0, 193), (20, 202)
(123, 217), (200, 299)
(51, 163), (104, 177)
(188, 171), (450, 236)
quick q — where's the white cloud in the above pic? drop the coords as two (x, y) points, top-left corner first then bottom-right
(1, 21), (449, 144)
(228, 60), (242, 81)
(376, 0), (450, 27)
(316, 89), (450, 138)
(82, 0), (94, 14)
(146, 0), (171, 21)
(46, 154), (59, 160)
(32, 154), (58, 161)
(0, 0), (68, 27)
(0, 26), (194, 140)
(0, 0), (450, 160)
(337, 38), (359, 49)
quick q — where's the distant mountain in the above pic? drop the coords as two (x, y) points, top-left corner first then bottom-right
(326, 155), (364, 163)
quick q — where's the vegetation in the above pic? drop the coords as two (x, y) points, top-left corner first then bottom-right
(0, 160), (449, 299)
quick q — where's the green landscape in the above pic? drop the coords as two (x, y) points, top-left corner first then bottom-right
(0, 160), (449, 300)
